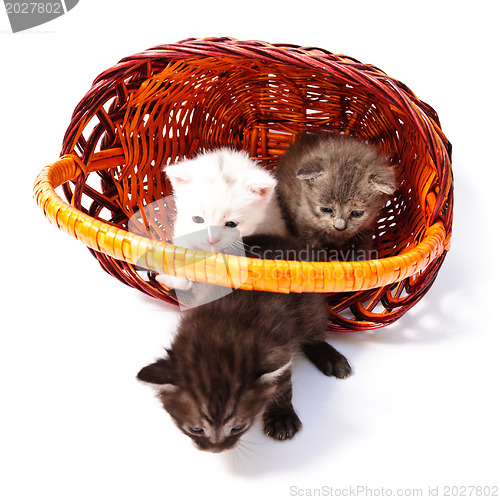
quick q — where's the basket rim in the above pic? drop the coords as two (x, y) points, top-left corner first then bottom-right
(33, 152), (448, 294)
(63, 37), (452, 230)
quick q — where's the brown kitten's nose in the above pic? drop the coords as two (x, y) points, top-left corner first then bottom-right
(333, 218), (347, 231)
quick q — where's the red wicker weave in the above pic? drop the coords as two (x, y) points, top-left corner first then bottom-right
(34, 37), (453, 332)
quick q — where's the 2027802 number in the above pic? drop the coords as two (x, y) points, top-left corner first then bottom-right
(5, 2), (62, 14)
(443, 485), (499, 497)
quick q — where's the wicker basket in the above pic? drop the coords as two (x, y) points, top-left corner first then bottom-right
(33, 37), (453, 332)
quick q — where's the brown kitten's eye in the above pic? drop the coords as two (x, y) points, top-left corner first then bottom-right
(320, 207), (333, 214)
(189, 427), (204, 434)
(231, 425), (245, 434)
(225, 221), (238, 228)
(351, 210), (364, 218)
(192, 216), (204, 224)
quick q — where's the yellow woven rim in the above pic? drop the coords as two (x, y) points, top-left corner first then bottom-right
(34, 151), (447, 294)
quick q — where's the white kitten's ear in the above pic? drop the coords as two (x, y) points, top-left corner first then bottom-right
(296, 162), (324, 180)
(257, 359), (292, 384)
(369, 172), (396, 195)
(137, 357), (176, 389)
(165, 163), (193, 188)
(246, 176), (276, 199)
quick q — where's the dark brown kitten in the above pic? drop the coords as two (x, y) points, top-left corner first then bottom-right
(275, 132), (396, 259)
(137, 234), (351, 453)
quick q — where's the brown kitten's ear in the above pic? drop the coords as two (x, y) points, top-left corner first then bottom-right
(369, 172), (396, 196)
(137, 358), (175, 386)
(296, 162), (324, 181)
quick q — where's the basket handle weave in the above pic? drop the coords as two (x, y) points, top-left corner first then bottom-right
(34, 153), (447, 294)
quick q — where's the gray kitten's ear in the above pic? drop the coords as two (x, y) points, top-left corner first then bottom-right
(296, 162), (324, 181)
(369, 172), (396, 196)
(137, 357), (175, 387)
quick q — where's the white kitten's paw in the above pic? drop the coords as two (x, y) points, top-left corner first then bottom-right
(156, 274), (192, 291)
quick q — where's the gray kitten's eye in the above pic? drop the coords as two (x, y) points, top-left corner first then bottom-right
(230, 425), (245, 433)
(189, 427), (204, 434)
(192, 216), (204, 223)
(350, 210), (364, 218)
(320, 207), (333, 214)
(225, 221), (238, 228)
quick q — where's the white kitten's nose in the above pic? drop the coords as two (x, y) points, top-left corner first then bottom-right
(207, 226), (222, 246)
(333, 218), (347, 231)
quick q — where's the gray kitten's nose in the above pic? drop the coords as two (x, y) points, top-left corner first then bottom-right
(333, 218), (347, 231)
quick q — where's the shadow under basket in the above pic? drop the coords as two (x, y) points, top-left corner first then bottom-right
(34, 37), (453, 332)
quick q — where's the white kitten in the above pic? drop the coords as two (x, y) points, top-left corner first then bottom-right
(156, 149), (286, 290)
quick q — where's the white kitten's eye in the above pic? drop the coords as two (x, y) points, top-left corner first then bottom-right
(351, 210), (364, 218)
(225, 221), (238, 228)
(230, 425), (245, 434)
(188, 427), (204, 434)
(192, 216), (205, 224)
(320, 207), (333, 214)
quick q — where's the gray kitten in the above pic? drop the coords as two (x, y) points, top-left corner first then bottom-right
(275, 132), (396, 259)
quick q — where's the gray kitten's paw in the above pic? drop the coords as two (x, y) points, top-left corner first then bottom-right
(301, 341), (352, 379)
(263, 408), (302, 440)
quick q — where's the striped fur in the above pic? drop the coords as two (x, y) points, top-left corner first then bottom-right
(138, 235), (351, 452)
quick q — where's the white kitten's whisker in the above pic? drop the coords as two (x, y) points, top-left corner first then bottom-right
(222, 240), (249, 256)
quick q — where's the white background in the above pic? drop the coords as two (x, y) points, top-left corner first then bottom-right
(1, 1), (498, 499)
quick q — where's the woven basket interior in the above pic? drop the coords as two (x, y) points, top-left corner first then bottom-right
(57, 44), (452, 332)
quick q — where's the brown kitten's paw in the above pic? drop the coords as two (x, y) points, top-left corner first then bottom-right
(263, 407), (302, 441)
(301, 341), (352, 379)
